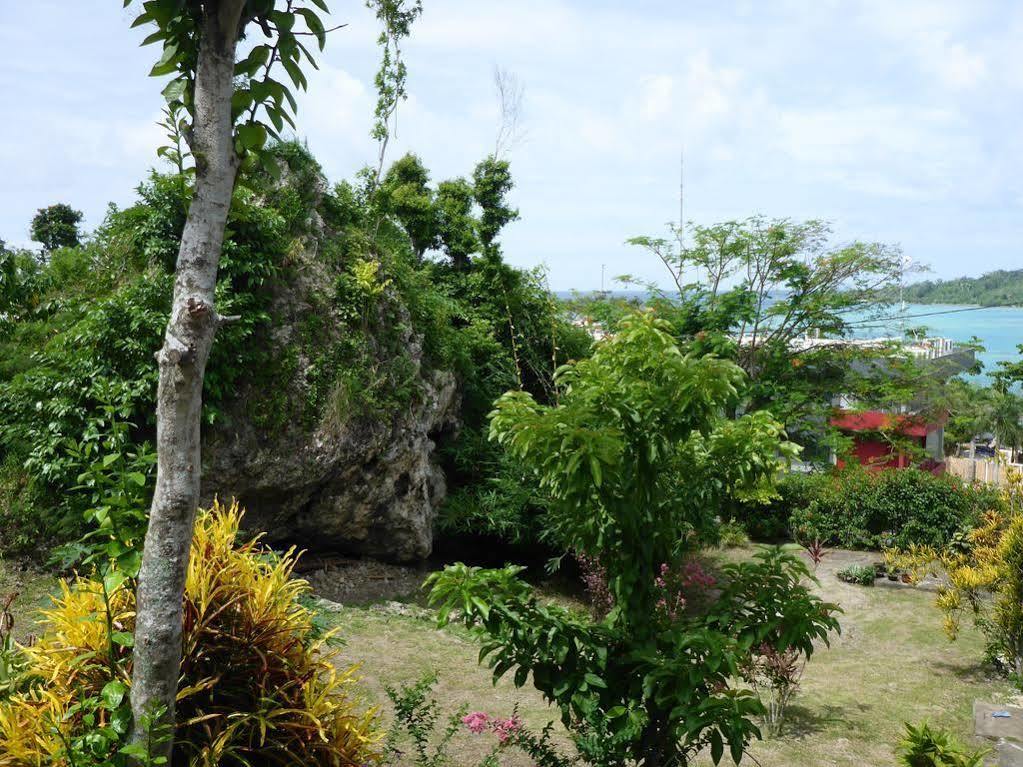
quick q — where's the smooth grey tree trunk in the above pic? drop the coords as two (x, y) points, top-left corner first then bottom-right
(129, 2), (246, 760)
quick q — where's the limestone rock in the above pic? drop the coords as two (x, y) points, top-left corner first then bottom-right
(200, 249), (459, 562)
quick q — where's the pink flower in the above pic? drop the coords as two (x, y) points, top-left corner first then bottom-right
(462, 711), (490, 734)
(491, 715), (523, 743)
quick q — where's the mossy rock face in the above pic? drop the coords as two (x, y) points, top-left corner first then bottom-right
(201, 247), (459, 563)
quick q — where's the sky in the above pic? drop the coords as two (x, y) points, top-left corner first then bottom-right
(1, 1), (1021, 291)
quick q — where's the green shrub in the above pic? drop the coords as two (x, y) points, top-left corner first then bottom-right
(836, 564), (876, 586)
(428, 314), (839, 766)
(1, 141), (593, 559)
(730, 471), (819, 541)
(896, 721), (989, 767)
(789, 468), (999, 550)
(718, 520), (750, 548)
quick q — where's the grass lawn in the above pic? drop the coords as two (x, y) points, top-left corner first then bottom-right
(2, 547), (1013, 766)
(320, 547), (1015, 767)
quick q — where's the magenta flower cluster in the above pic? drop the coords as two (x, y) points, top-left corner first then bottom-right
(461, 711), (523, 743)
(579, 553), (716, 622)
(654, 560), (716, 622)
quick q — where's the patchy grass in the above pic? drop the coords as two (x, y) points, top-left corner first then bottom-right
(0, 556), (58, 642)
(325, 604), (566, 767)
(4, 547), (1012, 766)
(322, 548), (1014, 767)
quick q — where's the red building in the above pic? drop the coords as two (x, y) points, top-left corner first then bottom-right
(830, 409), (946, 474)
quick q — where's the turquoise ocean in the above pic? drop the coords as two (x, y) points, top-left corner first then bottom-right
(848, 303), (1023, 382)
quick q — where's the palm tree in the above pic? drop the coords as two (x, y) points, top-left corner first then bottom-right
(987, 389), (1023, 464)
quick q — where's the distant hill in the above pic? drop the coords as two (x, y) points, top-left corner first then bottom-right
(903, 269), (1023, 307)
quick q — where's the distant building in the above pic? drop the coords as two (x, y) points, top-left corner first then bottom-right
(571, 316), (608, 341)
(825, 337), (974, 474)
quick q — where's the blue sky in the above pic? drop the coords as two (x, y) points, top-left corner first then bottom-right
(2, 1), (1021, 290)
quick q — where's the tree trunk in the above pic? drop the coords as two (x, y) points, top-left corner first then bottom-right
(129, 2), (245, 760)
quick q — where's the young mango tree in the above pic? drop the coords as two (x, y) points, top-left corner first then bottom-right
(428, 311), (840, 766)
(122, 0), (334, 756)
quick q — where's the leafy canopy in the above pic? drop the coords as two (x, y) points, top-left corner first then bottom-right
(30, 204), (83, 253)
(490, 310), (797, 627)
(126, 0), (333, 168)
(621, 217), (909, 449)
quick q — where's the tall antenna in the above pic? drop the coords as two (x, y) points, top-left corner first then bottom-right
(678, 148), (684, 251)
(679, 147), (695, 287)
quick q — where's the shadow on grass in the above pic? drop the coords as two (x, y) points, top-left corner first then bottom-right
(780, 702), (863, 737)
(929, 658), (1000, 685)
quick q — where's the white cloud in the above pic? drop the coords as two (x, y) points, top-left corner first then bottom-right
(683, 50), (741, 120)
(639, 75), (674, 121)
(856, 0), (989, 90)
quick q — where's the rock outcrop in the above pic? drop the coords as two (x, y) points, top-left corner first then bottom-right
(200, 251), (459, 562)
(202, 369), (456, 562)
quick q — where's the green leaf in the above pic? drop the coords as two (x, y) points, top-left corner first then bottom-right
(470, 596), (491, 620)
(111, 707), (131, 735)
(259, 151), (282, 181)
(236, 122), (268, 151)
(103, 569), (128, 596)
(110, 631), (135, 648)
(101, 680), (127, 709)
(281, 57), (307, 91)
(270, 9), (295, 32)
(513, 665), (529, 687)
(236, 44), (271, 77)
(583, 672), (606, 689)
(150, 60), (178, 78)
(710, 730), (724, 764)
(266, 107), (284, 132)
(295, 8), (326, 50)
(161, 78), (187, 103)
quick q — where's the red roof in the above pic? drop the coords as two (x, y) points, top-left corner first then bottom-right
(830, 409), (937, 437)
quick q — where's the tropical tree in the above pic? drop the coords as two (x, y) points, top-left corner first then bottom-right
(995, 344), (1023, 394)
(434, 177), (479, 269)
(986, 389), (1023, 463)
(428, 312), (839, 765)
(30, 203), (83, 253)
(620, 217), (926, 456)
(380, 152), (438, 259)
(122, 0), (336, 756)
(472, 155), (518, 260)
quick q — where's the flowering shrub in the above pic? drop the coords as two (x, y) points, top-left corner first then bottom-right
(461, 708), (568, 767)
(461, 712), (522, 742)
(579, 555), (717, 624)
(576, 554), (614, 619)
(385, 674), (570, 767)
(653, 560), (717, 624)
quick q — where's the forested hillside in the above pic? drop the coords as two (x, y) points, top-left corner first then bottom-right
(903, 268), (1023, 306)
